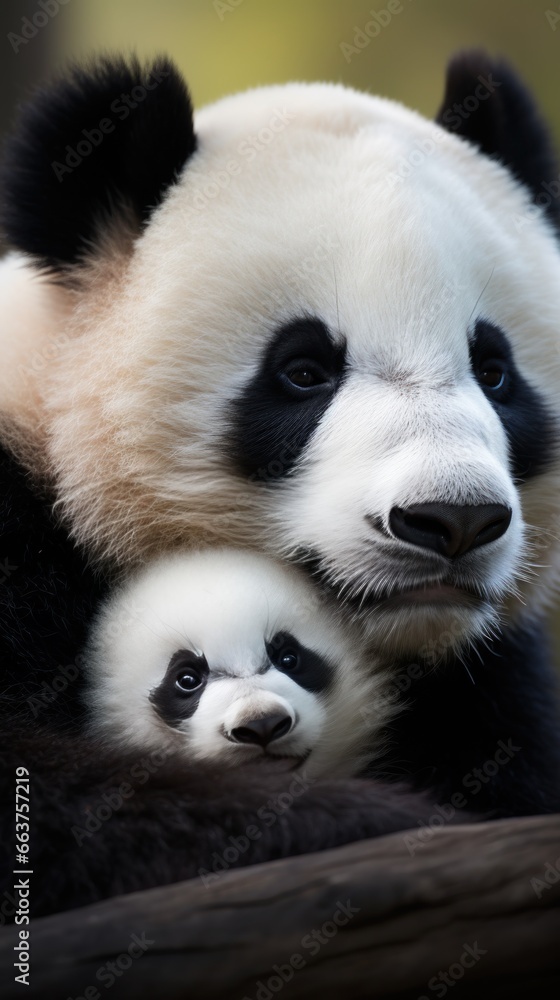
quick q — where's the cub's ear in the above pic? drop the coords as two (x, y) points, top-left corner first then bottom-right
(436, 50), (560, 231)
(0, 56), (196, 274)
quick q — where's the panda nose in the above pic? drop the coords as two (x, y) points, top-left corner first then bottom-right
(230, 714), (293, 747)
(389, 503), (512, 558)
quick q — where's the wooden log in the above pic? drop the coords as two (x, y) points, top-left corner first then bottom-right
(1, 816), (559, 1000)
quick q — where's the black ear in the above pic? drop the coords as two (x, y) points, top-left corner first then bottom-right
(436, 50), (560, 231)
(0, 56), (196, 273)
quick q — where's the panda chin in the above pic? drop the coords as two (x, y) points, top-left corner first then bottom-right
(236, 752), (310, 774)
(357, 598), (498, 662)
(297, 551), (496, 658)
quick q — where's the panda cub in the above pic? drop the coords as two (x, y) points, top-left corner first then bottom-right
(85, 549), (391, 779)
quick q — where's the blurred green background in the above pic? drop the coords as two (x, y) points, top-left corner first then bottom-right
(2, 0), (559, 132)
(1, 0), (559, 662)
(55, 0), (560, 133)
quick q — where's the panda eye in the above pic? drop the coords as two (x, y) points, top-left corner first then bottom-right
(175, 670), (203, 693)
(280, 359), (330, 394)
(279, 650), (299, 670)
(478, 359), (507, 391)
(150, 651), (208, 726)
(266, 631), (334, 693)
(266, 632), (302, 672)
(167, 650), (208, 696)
(470, 323), (512, 401)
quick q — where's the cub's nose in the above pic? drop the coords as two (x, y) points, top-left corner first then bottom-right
(229, 713), (293, 747)
(389, 503), (512, 558)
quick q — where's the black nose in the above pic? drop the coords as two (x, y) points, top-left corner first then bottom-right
(389, 503), (512, 558)
(230, 714), (293, 747)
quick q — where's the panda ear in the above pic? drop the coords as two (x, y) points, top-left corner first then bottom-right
(0, 56), (196, 274)
(436, 50), (560, 231)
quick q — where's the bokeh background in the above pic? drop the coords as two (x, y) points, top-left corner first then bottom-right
(2, 0), (559, 132)
(0, 0), (559, 662)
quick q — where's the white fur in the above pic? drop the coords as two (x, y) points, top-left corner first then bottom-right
(85, 549), (392, 779)
(2, 80), (560, 657)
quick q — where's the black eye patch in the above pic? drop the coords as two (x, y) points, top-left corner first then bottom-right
(149, 649), (209, 728)
(227, 317), (346, 482)
(469, 318), (557, 481)
(265, 631), (334, 693)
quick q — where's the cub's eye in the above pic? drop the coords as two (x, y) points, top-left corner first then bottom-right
(279, 650), (299, 671)
(266, 632), (303, 673)
(478, 359), (507, 391)
(150, 650), (208, 725)
(167, 649), (208, 696)
(280, 359), (330, 393)
(175, 670), (203, 693)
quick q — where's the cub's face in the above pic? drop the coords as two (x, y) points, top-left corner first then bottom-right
(48, 84), (560, 658)
(85, 550), (385, 778)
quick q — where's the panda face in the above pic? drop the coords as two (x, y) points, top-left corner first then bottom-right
(85, 550), (388, 777)
(147, 631), (334, 766)
(229, 311), (550, 654)
(58, 87), (557, 657)
(5, 71), (560, 660)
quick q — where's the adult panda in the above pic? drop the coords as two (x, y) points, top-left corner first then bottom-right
(0, 50), (559, 817)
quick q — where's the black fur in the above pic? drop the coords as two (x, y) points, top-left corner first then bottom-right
(266, 632), (335, 693)
(0, 56), (196, 272)
(229, 317), (346, 481)
(436, 51), (560, 232)
(149, 651), (209, 726)
(0, 443), (109, 727)
(0, 723), (465, 920)
(470, 318), (557, 481)
(371, 623), (560, 817)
